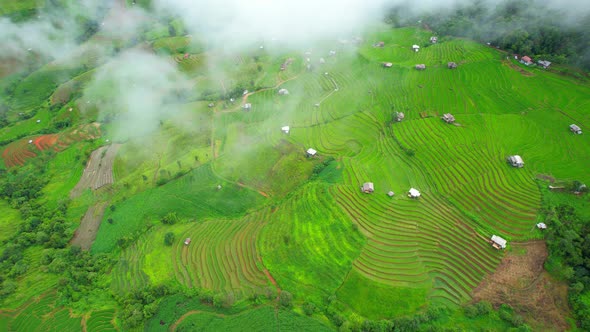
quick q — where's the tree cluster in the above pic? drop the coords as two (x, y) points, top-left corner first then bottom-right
(544, 204), (590, 329)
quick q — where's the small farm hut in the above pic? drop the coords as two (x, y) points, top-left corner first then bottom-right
(278, 88), (289, 95)
(184, 238), (191, 246)
(374, 41), (385, 48)
(441, 113), (455, 123)
(520, 56), (533, 65)
(507, 155), (524, 168)
(430, 36), (438, 43)
(395, 112), (405, 122)
(28, 140), (33, 144)
(329, 50), (336, 56)
(412, 44), (420, 52)
(448, 62), (458, 69)
(408, 188), (421, 198)
(183, 53), (189, 59)
(383, 62), (393, 68)
(306, 148), (317, 157)
(387, 191), (395, 197)
(281, 126), (290, 134)
(208, 103), (215, 108)
(242, 103), (252, 111)
(491, 235), (507, 249)
(243, 90), (249, 95)
(361, 182), (374, 194)
(570, 124), (582, 134)
(537, 223), (547, 230)
(538, 60), (551, 68)
(36, 119), (41, 123)
(415, 64), (426, 70)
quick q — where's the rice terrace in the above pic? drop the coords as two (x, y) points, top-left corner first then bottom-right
(1, 0), (590, 331)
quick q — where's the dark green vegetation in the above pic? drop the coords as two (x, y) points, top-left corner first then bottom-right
(1, 1), (589, 331)
(542, 191), (590, 330)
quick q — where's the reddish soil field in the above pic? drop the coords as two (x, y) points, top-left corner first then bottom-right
(34, 134), (59, 151)
(472, 241), (571, 331)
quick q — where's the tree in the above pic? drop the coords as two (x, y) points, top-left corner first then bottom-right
(164, 232), (175, 246)
(279, 291), (293, 308)
(161, 212), (179, 224)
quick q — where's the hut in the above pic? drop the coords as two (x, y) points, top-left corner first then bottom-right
(306, 148), (317, 157)
(395, 112), (405, 122)
(278, 88), (289, 95)
(183, 53), (189, 59)
(374, 41), (385, 48)
(430, 36), (438, 43)
(441, 113), (455, 124)
(408, 188), (421, 198)
(28, 139), (33, 144)
(448, 62), (458, 69)
(281, 126), (290, 134)
(507, 155), (524, 168)
(242, 103), (252, 111)
(387, 191), (395, 197)
(536, 223), (547, 230)
(329, 50), (336, 56)
(570, 124), (582, 134)
(520, 56), (533, 66)
(361, 182), (374, 194)
(538, 60), (551, 68)
(415, 64), (426, 70)
(412, 44), (420, 52)
(491, 235), (507, 249)
(208, 103), (215, 108)
(184, 238), (191, 246)
(383, 62), (393, 68)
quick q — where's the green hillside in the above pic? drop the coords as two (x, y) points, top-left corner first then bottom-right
(0, 8), (589, 330)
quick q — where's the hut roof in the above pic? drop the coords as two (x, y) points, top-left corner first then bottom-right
(521, 56), (532, 63)
(415, 64), (426, 70)
(383, 62), (393, 67)
(281, 126), (290, 134)
(184, 238), (191, 245)
(570, 124), (582, 132)
(412, 44), (420, 49)
(408, 188), (421, 197)
(536, 223), (547, 229)
(538, 60), (551, 67)
(306, 148), (317, 156)
(387, 191), (395, 197)
(442, 113), (455, 122)
(491, 235), (507, 248)
(448, 62), (457, 68)
(362, 182), (374, 193)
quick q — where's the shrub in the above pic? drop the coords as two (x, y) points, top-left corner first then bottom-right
(279, 291), (293, 308)
(164, 232), (175, 246)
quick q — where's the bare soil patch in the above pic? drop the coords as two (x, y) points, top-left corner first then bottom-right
(70, 202), (107, 250)
(70, 144), (121, 198)
(472, 241), (571, 331)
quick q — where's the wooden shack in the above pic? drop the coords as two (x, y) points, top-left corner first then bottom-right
(448, 62), (457, 69)
(507, 155), (524, 168)
(415, 64), (426, 70)
(570, 124), (582, 134)
(441, 113), (455, 124)
(361, 182), (374, 194)
(491, 235), (507, 249)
